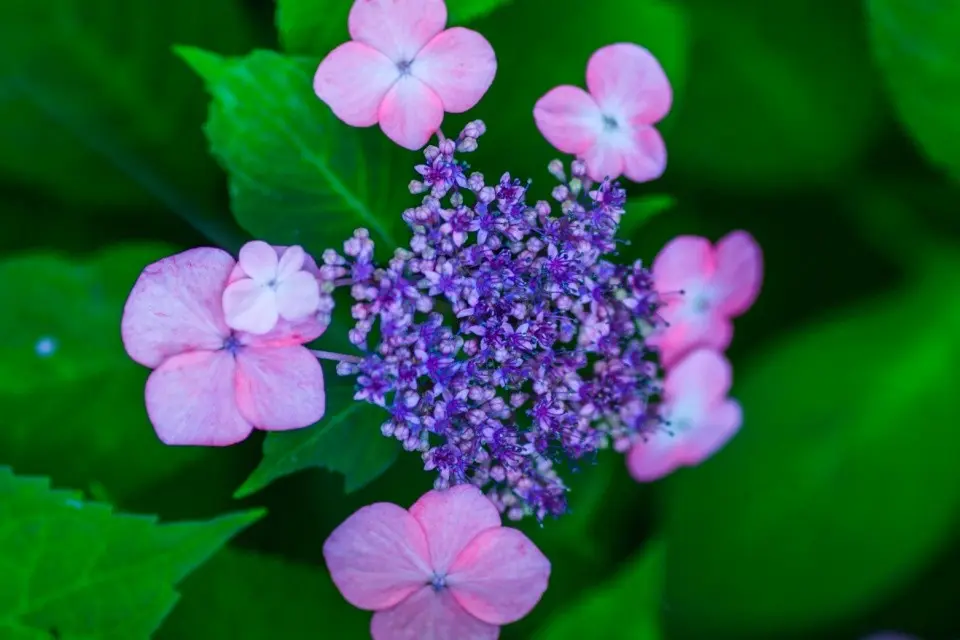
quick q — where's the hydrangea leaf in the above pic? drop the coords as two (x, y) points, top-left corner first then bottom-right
(620, 194), (676, 240)
(177, 47), (401, 254)
(869, 0), (960, 183)
(0, 0), (253, 221)
(235, 377), (399, 498)
(662, 255), (960, 637)
(0, 245), (208, 502)
(446, 0), (516, 23)
(275, 0), (513, 56)
(533, 540), (664, 639)
(668, 0), (883, 190)
(474, 0), (689, 184)
(0, 467), (264, 638)
(157, 549), (368, 639)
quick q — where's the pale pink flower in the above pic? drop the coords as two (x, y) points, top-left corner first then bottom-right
(121, 247), (327, 446)
(533, 43), (672, 183)
(223, 241), (321, 335)
(323, 484), (551, 639)
(650, 230), (763, 368)
(628, 349), (742, 482)
(314, 0), (497, 151)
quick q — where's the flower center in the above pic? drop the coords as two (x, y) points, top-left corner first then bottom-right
(429, 573), (447, 592)
(222, 333), (242, 355)
(691, 293), (711, 314)
(602, 114), (619, 131)
(396, 59), (413, 76)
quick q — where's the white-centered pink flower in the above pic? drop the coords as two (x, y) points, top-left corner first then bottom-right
(627, 349), (742, 482)
(314, 0), (497, 151)
(222, 241), (321, 335)
(650, 231), (763, 367)
(534, 43), (672, 183)
(120, 247), (327, 446)
(324, 484), (550, 639)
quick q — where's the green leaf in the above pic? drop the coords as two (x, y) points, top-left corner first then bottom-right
(869, 0), (960, 183)
(662, 256), (960, 637)
(621, 194), (675, 240)
(276, 0), (514, 56)
(178, 47), (400, 253)
(0, 467), (264, 639)
(157, 548), (368, 639)
(668, 0), (883, 190)
(235, 378), (399, 498)
(533, 540), (664, 639)
(0, 0), (253, 226)
(473, 0), (689, 184)
(0, 245), (209, 502)
(447, 0), (515, 23)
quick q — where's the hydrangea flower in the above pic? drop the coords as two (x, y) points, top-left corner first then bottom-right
(324, 484), (550, 639)
(326, 121), (668, 520)
(627, 348), (741, 482)
(121, 247), (327, 446)
(650, 231), (763, 367)
(533, 43), (672, 183)
(314, 0), (497, 150)
(223, 241), (321, 335)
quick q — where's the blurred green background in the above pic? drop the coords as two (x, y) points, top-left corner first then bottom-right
(2, 0), (959, 638)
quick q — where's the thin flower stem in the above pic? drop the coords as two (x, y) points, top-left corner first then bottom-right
(310, 349), (362, 364)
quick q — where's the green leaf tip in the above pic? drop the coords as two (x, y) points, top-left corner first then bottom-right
(173, 45), (226, 83)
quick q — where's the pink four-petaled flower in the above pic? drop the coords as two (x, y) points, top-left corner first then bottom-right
(628, 349), (742, 482)
(324, 484), (550, 639)
(534, 43), (672, 183)
(121, 246), (327, 446)
(650, 230), (763, 368)
(314, 0), (497, 150)
(222, 241), (321, 335)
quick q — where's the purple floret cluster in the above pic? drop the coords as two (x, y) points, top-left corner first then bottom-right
(324, 121), (666, 521)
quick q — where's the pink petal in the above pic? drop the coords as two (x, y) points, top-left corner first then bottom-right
(222, 279), (279, 335)
(652, 235), (715, 294)
(275, 271), (321, 322)
(533, 85), (601, 155)
(622, 125), (667, 183)
(238, 240), (279, 283)
(664, 348), (733, 406)
(582, 140), (625, 182)
(627, 433), (685, 482)
(349, 0), (447, 63)
(379, 75), (444, 150)
(586, 43), (672, 125)
(677, 398), (742, 466)
(652, 303), (733, 369)
(234, 345), (325, 430)
(414, 27), (496, 113)
(448, 528), (551, 625)
(276, 245), (306, 280)
(409, 485), (501, 574)
(238, 314), (329, 349)
(371, 586), (499, 640)
(314, 41), (400, 127)
(713, 230), (763, 317)
(121, 247), (233, 369)
(323, 503), (433, 610)
(227, 245), (321, 284)
(144, 350), (252, 446)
